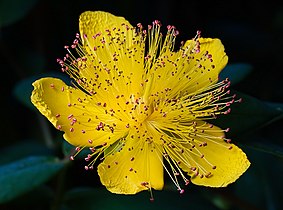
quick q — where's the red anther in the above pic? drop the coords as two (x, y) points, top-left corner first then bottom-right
(70, 156), (74, 161)
(141, 181), (149, 186)
(89, 147), (96, 153)
(238, 98), (243, 103)
(88, 139), (93, 144)
(185, 180), (190, 185)
(226, 139), (232, 143)
(180, 189), (185, 194)
(153, 20), (160, 25)
(75, 147), (80, 151)
(89, 166), (94, 170)
(68, 114), (73, 120)
(173, 30), (179, 36)
(225, 81), (231, 88)
(225, 128), (230, 132)
(205, 172), (212, 178)
(83, 34), (87, 38)
(76, 33), (80, 38)
(57, 125), (62, 130)
(150, 198), (154, 202)
(84, 166), (89, 170)
(64, 45), (69, 49)
(227, 108), (231, 114)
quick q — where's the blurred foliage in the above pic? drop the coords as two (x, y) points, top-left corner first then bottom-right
(1, 0), (283, 210)
(0, 156), (65, 203)
(0, 0), (39, 28)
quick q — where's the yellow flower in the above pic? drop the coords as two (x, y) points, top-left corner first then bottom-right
(31, 11), (250, 195)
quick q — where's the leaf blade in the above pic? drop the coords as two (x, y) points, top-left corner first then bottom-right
(0, 156), (65, 203)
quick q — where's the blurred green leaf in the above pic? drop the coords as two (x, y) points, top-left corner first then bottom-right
(5, 185), (53, 210)
(13, 72), (70, 111)
(219, 63), (253, 85)
(0, 156), (65, 203)
(0, 0), (38, 28)
(211, 92), (283, 137)
(0, 140), (53, 165)
(63, 187), (219, 210)
(246, 141), (283, 158)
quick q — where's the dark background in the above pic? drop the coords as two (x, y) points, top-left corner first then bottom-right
(1, 0), (283, 210)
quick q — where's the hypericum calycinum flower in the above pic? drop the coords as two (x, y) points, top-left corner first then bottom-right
(31, 11), (250, 196)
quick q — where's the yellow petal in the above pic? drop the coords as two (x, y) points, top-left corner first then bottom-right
(165, 121), (250, 187)
(31, 78), (126, 147)
(182, 38), (228, 94)
(78, 11), (144, 95)
(98, 133), (164, 194)
(79, 11), (133, 46)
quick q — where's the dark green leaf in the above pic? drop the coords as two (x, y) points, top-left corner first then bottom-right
(0, 156), (65, 203)
(0, 0), (39, 27)
(211, 92), (283, 137)
(13, 72), (70, 110)
(246, 141), (283, 158)
(0, 140), (53, 165)
(219, 63), (253, 85)
(5, 186), (53, 210)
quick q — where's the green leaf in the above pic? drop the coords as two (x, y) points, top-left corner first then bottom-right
(63, 187), (219, 210)
(211, 92), (283, 138)
(246, 141), (283, 158)
(13, 72), (70, 111)
(0, 140), (53, 165)
(0, 0), (39, 28)
(219, 63), (253, 85)
(0, 156), (65, 203)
